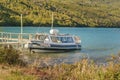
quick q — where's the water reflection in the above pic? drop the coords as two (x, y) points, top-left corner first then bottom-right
(23, 47), (120, 67)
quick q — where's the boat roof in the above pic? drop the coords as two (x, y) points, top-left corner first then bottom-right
(35, 33), (74, 37)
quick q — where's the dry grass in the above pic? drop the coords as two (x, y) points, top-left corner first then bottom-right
(23, 57), (120, 80)
(0, 47), (120, 80)
(0, 58), (120, 80)
(0, 64), (37, 80)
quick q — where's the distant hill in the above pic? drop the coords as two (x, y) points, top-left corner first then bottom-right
(0, 0), (120, 27)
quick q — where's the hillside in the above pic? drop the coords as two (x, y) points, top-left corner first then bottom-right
(0, 0), (120, 27)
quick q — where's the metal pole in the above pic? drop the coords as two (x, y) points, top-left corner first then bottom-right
(21, 14), (23, 48)
(21, 14), (23, 34)
(51, 12), (54, 29)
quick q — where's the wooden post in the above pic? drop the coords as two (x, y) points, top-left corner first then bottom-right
(9, 33), (11, 41)
(29, 34), (32, 40)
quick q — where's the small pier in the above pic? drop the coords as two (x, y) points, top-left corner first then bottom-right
(0, 14), (34, 50)
(0, 32), (34, 49)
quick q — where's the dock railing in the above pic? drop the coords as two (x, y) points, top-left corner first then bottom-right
(0, 32), (34, 48)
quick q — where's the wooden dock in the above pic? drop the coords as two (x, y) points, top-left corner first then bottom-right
(0, 32), (34, 48)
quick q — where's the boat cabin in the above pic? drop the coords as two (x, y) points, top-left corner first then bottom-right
(33, 33), (81, 44)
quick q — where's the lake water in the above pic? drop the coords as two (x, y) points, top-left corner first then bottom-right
(1, 27), (120, 64)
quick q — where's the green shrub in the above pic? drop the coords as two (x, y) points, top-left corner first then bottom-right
(0, 45), (25, 66)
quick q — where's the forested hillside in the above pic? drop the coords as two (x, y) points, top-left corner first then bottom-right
(0, 0), (120, 27)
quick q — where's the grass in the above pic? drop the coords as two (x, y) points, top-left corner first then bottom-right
(0, 46), (120, 80)
(0, 65), (37, 80)
(32, 59), (120, 80)
(23, 54), (120, 80)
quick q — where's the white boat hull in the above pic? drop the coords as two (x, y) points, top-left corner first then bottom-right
(29, 44), (81, 53)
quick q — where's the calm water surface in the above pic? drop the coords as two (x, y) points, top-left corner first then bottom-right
(1, 27), (120, 63)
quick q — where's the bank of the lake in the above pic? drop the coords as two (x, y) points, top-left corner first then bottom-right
(0, 47), (120, 80)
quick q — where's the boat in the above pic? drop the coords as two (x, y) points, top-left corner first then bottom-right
(24, 13), (81, 52)
(25, 29), (81, 53)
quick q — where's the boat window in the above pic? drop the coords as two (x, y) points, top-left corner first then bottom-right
(67, 37), (74, 43)
(60, 37), (74, 43)
(51, 36), (59, 43)
(35, 34), (38, 39)
(51, 36), (74, 43)
(35, 34), (48, 41)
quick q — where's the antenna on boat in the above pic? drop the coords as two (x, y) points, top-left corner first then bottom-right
(50, 12), (59, 35)
(21, 14), (23, 34)
(51, 12), (54, 29)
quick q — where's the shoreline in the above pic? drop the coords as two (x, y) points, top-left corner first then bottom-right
(0, 47), (120, 79)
